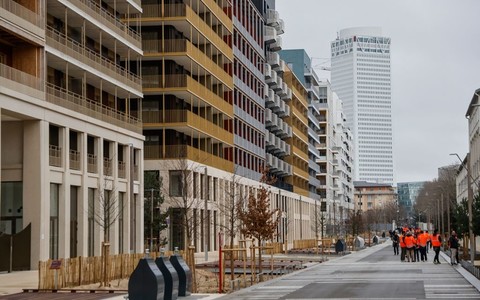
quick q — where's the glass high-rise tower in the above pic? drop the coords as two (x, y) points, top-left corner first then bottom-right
(331, 27), (394, 184)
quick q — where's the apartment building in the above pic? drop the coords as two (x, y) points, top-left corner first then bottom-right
(0, 0), (144, 270)
(279, 49), (322, 202)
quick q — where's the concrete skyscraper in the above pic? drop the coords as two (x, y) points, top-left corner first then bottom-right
(330, 27), (394, 184)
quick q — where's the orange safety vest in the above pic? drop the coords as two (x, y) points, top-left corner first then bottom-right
(404, 235), (416, 248)
(399, 234), (406, 248)
(417, 233), (428, 247)
(431, 234), (441, 247)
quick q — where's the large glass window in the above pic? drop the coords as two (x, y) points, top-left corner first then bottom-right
(169, 171), (183, 197)
(0, 182), (23, 234)
(88, 188), (95, 256)
(118, 192), (124, 254)
(50, 184), (60, 259)
(70, 186), (78, 258)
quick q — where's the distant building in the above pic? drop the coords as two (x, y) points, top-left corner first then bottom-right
(330, 27), (395, 185)
(397, 182), (425, 217)
(354, 181), (396, 212)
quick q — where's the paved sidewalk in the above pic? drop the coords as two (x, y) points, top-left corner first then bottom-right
(216, 242), (480, 299)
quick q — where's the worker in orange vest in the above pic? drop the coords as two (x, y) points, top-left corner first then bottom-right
(431, 229), (442, 264)
(404, 231), (416, 262)
(399, 231), (406, 262)
(417, 230), (429, 262)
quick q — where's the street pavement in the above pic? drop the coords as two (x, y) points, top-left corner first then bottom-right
(1, 243), (479, 299)
(217, 242), (480, 300)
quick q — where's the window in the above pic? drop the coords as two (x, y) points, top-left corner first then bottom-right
(88, 188), (95, 256)
(50, 184), (60, 259)
(169, 170), (183, 196)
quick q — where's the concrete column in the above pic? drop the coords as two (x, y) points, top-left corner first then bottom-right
(59, 127), (69, 259)
(78, 132), (88, 257)
(23, 120), (48, 269)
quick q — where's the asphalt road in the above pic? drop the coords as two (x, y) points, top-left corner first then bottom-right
(219, 242), (480, 299)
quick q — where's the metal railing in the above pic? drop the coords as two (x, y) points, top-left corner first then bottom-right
(0, 62), (43, 91)
(87, 154), (97, 173)
(0, 0), (44, 27)
(69, 149), (81, 170)
(46, 26), (142, 91)
(460, 260), (480, 279)
(49, 145), (62, 167)
(46, 83), (142, 134)
(118, 161), (126, 178)
(69, 0), (141, 44)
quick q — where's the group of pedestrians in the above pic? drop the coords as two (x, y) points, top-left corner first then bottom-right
(391, 227), (460, 265)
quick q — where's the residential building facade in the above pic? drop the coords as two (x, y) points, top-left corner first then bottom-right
(1, 0), (144, 269)
(330, 27), (394, 185)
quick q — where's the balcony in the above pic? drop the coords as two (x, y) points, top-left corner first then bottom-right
(0, 62), (43, 99)
(46, 26), (142, 94)
(46, 83), (142, 134)
(143, 38), (232, 88)
(146, 3), (233, 60)
(66, 0), (141, 50)
(264, 63), (272, 79)
(49, 145), (62, 167)
(69, 150), (81, 170)
(266, 9), (279, 26)
(266, 69), (277, 86)
(270, 35), (282, 52)
(142, 74), (233, 116)
(162, 110), (233, 144)
(0, 0), (44, 42)
(264, 26), (277, 44)
(267, 52), (280, 68)
(87, 154), (97, 173)
(144, 144), (234, 173)
(273, 76), (283, 92)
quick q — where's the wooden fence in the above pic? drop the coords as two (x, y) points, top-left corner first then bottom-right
(38, 249), (193, 290)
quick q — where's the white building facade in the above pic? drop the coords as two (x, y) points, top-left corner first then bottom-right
(330, 27), (395, 185)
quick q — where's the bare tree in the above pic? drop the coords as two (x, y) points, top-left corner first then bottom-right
(237, 168), (279, 282)
(215, 170), (247, 281)
(91, 158), (121, 286)
(163, 154), (205, 251)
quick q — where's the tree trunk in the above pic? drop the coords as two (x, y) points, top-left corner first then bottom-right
(257, 239), (263, 282)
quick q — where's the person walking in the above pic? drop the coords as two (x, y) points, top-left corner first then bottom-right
(399, 231), (406, 262)
(392, 230), (399, 255)
(431, 229), (442, 264)
(404, 231), (416, 262)
(448, 231), (459, 265)
(417, 230), (428, 262)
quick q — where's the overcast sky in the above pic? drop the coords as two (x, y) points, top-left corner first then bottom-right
(275, 0), (480, 183)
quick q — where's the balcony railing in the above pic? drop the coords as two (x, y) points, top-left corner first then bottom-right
(49, 145), (62, 167)
(142, 74), (232, 115)
(87, 154), (97, 173)
(46, 26), (142, 92)
(0, 62), (43, 92)
(103, 157), (112, 176)
(118, 161), (126, 178)
(144, 144), (233, 172)
(46, 83), (142, 134)
(0, 0), (44, 27)
(69, 149), (81, 170)
(142, 3), (232, 59)
(67, 0), (141, 47)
